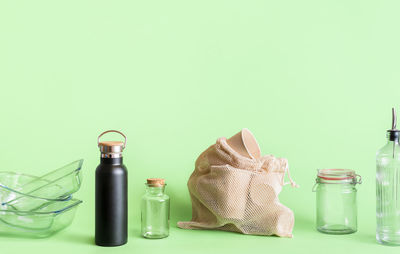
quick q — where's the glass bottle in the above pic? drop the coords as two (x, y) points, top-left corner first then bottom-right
(141, 178), (170, 239)
(313, 169), (361, 234)
(376, 108), (400, 245)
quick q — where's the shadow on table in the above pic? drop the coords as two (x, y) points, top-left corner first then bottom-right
(0, 230), (93, 244)
(351, 232), (376, 245)
(293, 214), (377, 245)
(293, 213), (314, 231)
(58, 232), (94, 245)
(169, 189), (192, 224)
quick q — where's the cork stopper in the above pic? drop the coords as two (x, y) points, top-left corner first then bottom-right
(147, 178), (165, 187)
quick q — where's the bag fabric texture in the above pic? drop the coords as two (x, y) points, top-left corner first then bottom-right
(178, 129), (298, 237)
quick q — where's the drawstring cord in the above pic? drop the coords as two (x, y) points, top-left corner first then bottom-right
(260, 157), (299, 188)
(282, 161), (299, 188)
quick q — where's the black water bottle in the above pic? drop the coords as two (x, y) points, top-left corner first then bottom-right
(95, 130), (128, 246)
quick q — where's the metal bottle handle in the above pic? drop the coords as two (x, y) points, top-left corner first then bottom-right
(97, 130), (127, 148)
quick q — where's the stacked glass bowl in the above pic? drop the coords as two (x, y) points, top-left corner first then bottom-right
(0, 159), (83, 237)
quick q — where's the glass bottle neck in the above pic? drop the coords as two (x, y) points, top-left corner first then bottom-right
(386, 137), (399, 145)
(387, 131), (400, 144)
(387, 140), (400, 145)
(145, 185), (166, 196)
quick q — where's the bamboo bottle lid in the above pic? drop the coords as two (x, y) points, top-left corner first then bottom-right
(97, 130), (127, 158)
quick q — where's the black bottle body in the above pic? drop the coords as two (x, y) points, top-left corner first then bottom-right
(95, 157), (127, 246)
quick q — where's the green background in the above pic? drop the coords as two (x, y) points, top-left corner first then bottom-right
(0, 0), (399, 253)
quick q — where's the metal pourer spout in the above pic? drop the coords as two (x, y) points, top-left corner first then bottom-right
(388, 108), (400, 158)
(388, 108), (399, 142)
(393, 108), (397, 130)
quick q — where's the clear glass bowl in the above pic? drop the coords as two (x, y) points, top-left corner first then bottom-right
(0, 159), (83, 209)
(0, 199), (82, 237)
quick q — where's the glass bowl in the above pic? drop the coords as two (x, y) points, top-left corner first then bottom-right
(0, 199), (82, 237)
(0, 159), (83, 209)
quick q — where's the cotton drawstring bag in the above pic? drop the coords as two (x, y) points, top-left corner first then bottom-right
(178, 129), (298, 237)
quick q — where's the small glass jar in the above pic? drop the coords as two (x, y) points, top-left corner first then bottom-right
(313, 169), (361, 234)
(141, 178), (170, 239)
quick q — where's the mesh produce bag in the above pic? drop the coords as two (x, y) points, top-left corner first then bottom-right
(178, 129), (298, 237)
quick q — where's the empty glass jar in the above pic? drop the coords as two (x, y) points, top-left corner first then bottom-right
(141, 178), (170, 239)
(313, 169), (361, 234)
